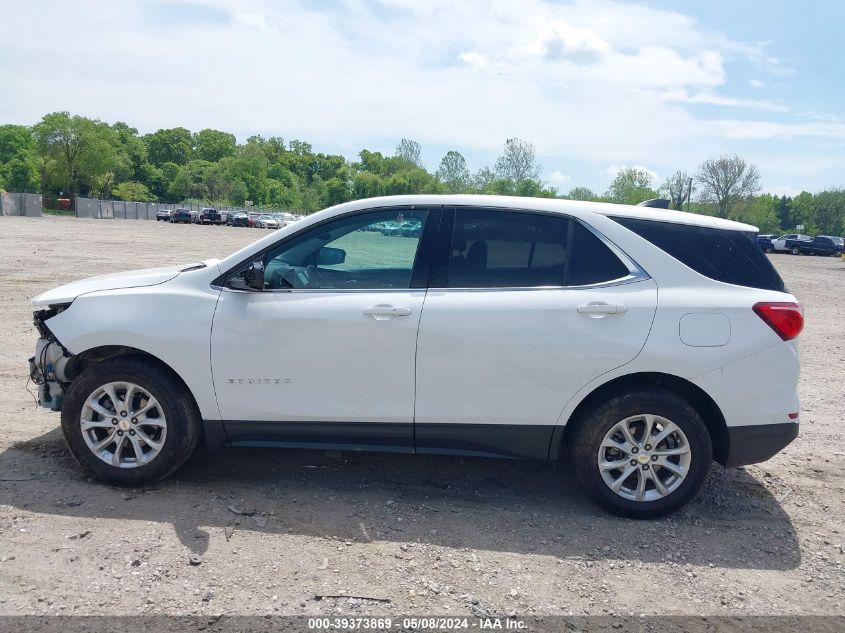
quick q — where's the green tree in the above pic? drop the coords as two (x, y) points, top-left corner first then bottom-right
(436, 150), (470, 193)
(113, 181), (152, 201)
(735, 193), (779, 233)
(169, 160), (212, 200)
(0, 124), (35, 164)
(1, 156), (41, 192)
(567, 186), (596, 201)
(695, 154), (761, 219)
(0, 124), (40, 193)
(661, 171), (691, 210)
(606, 168), (659, 205)
(325, 176), (352, 206)
(395, 138), (422, 167)
(193, 129), (236, 162)
(775, 195), (792, 231)
(246, 135), (286, 164)
(790, 192), (818, 235)
(33, 112), (128, 199)
(144, 127), (193, 166)
(470, 167), (497, 193)
(495, 138), (540, 184)
(812, 189), (845, 235)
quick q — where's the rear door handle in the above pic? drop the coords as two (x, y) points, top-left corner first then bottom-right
(577, 302), (627, 315)
(363, 305), (412, 320)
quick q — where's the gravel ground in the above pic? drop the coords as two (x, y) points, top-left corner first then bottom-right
(0, 216), (843, 617)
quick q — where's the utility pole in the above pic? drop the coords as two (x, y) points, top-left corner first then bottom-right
(685, 178), (693, 212)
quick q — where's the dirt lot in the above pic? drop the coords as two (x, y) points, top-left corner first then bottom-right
(0, 215), (843, 617)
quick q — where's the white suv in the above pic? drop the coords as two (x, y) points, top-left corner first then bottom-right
(29, 196), (803, 518)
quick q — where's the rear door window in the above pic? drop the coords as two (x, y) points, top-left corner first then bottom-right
(611, 217), (786, 292)
(438, 209), (630, 288)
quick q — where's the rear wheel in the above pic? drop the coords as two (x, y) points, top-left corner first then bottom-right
(568, 388), (712, 519)
(61, 357), (200, 486)
(791, 246), (801, 255)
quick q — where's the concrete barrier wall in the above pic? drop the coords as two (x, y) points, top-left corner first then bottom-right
(74, 196), (293, 220)
(0, 192), (42, 217)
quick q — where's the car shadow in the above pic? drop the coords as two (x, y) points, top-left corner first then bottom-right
(0, 428), (800, 570)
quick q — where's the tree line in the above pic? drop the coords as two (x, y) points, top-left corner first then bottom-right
(0, 111), (843, 236)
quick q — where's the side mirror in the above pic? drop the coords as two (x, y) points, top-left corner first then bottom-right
(318, 247), (346, 266)
(228, 259), (265, 291)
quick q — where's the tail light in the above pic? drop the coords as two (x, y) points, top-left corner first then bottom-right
(753, 302), (804, 340)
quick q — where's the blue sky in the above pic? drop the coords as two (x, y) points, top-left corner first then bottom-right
(1, 0), (843, 196)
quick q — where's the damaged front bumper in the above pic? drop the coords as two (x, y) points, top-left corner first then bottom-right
(30, 305), (73, 411)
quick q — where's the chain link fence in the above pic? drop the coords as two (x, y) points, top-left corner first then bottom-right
(74, 197), (294, 220)
(0, 192), (42, 217)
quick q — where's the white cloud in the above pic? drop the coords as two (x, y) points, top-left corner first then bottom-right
(547, 170), (571, 186)
(655, 89), (787, 112)
(707, 119), (845, 141)
(234, 12), (273, 32)
(521, 19), (611, 61)
(798, 111), (842, 123)
(457, 51), (490, 69)
(749, 79), (766, 88)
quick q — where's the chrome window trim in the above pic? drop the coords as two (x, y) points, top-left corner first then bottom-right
(218, 271), (649, 295)
(220, 286), (422, 295)
(215, 205), (651, 294)
(429, 271), (649, 292)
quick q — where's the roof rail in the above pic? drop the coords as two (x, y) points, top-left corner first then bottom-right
(637, 198), (671, 209)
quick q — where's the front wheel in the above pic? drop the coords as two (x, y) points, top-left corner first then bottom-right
(568, 388), (712, 519)
(60, 357), (201, 486)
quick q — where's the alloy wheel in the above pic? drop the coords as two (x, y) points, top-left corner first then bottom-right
(79, 381), (168, 468)
(597, 414), (691, 502)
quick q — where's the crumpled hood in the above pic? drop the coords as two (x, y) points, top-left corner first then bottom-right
(31, 262), (208, 306)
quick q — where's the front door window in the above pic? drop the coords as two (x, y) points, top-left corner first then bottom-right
(261, 209), (428, 290)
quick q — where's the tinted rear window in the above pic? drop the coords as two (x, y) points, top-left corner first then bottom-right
(439, 209), (630, 288)
(611, 217), (786, 292)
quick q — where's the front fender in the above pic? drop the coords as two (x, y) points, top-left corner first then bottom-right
(44, 283), (222, 420)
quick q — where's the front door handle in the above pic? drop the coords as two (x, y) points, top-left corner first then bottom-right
(363, 304), (412, 320)
(577, 302), (627, 315)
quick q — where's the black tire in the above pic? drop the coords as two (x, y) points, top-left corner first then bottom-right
(60, 356), (201, 487)
(765, 247), (774, 253)
(568, 388), (712, 519)
(791, 246), (801, 255)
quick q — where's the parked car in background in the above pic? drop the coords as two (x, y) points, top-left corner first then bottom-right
(155, 209), (172, 222)
(170, 209), (192, 224)
(772, 234), (811, 253)
(380, 220), (403, 236)
(363, 221), (388, 232)
(29, 195), (803, 518)
(189, 209), (200, 223)
(256, 214), (279, 229)
(272, 213), (294, 228)
(228, 212), (249, 227)
(199, 208), (222, 225)
(399, 220), (423, 237)
(756, 234), (778, 253)
(247, 213), (260, 228)
(786, 235), (844, 256)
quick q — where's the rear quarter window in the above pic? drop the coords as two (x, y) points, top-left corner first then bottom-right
(611, 217), (786, 292)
